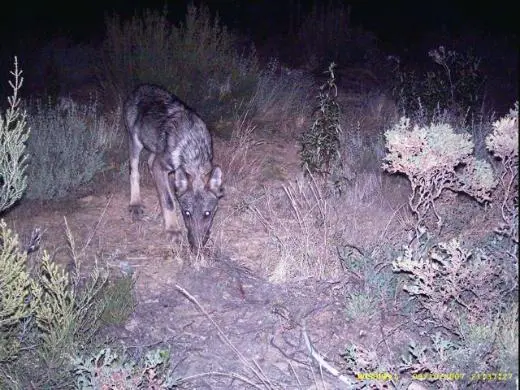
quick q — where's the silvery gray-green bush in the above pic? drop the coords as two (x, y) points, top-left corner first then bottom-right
(382, 117), (496, 233)
(25, 98), (115, 199)
(386, 106), (518, 380)
(486, 102), (519, 248)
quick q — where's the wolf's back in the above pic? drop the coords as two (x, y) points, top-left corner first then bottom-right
(124, 84), (213, 173)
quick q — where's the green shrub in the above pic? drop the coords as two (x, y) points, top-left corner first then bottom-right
(300, 62), (342, 176)
(0, 57), (29, 212)
(0, 58), (32, 375)
(73, 347), (179, 389)
(0, 220), (32, 363)
(100, 4), (258, 120)
(99, 275), (136, 325)
(0, 59), (134, 389)
(0, 225), (111, 388)
(398, 302), (517, 382)
(344, 291), (376, 322)
(24, 98), (115, 200)
(32, 253), (107, 369)
(0, 217), (124, 388)
(0, 58), (31, 386)
(496, 303), (519, 375)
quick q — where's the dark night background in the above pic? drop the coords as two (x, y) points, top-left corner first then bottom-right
(0, 0), (517, 110)
(1, 1), (516, 43)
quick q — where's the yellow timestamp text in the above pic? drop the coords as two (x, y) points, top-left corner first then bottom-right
(356, 372), (399, 381)
(470, 372), (513, 381)
(412, 372), (465, 381)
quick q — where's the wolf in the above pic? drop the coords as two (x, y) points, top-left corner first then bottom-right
(124, 84), (223, 250)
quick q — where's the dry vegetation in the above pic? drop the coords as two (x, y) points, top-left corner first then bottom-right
(1, 2), (518, 389)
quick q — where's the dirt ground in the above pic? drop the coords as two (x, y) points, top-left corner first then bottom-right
(5, 110), (418, 389)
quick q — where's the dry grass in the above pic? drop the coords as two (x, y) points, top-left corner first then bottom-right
(238, 169), (405, 282)
(208, 86), (409, 283)
(220, 105), (265, 188)
(249, 174), (340, 281)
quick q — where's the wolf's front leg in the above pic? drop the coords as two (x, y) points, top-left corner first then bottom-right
(128, 135), (145, 220)
(150, 158), (180, 239)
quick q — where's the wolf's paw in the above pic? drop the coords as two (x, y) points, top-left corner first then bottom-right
(128, 204), (145, 221)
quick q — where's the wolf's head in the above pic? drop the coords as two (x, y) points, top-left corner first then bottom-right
(174, 166), (223, 251)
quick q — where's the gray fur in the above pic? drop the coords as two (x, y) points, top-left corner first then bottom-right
(124, 84), (223, 250)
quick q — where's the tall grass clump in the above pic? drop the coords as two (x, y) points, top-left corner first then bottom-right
(0, 57), (29, 212)
(254, 176), (342, 282)
(24, 97), (118, 200)
(100, 3), (258, 121)
(246, 58), (314, 131)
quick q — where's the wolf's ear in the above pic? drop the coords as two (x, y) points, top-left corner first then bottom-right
(208, 166), (223, 198)
(174, 168), (190, 195)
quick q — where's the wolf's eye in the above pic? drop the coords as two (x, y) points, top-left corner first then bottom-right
(203, 211), (211, 218)
(184, 210), (191, 218)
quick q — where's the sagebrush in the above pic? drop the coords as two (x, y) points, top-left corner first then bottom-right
(24, 97), (117, 199)
(382, 116), (496, 234)
(384, 106), (518, 382)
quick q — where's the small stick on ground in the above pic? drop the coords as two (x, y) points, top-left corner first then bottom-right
(302, 322), (358, 387)
(175, 284), (275, 389)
